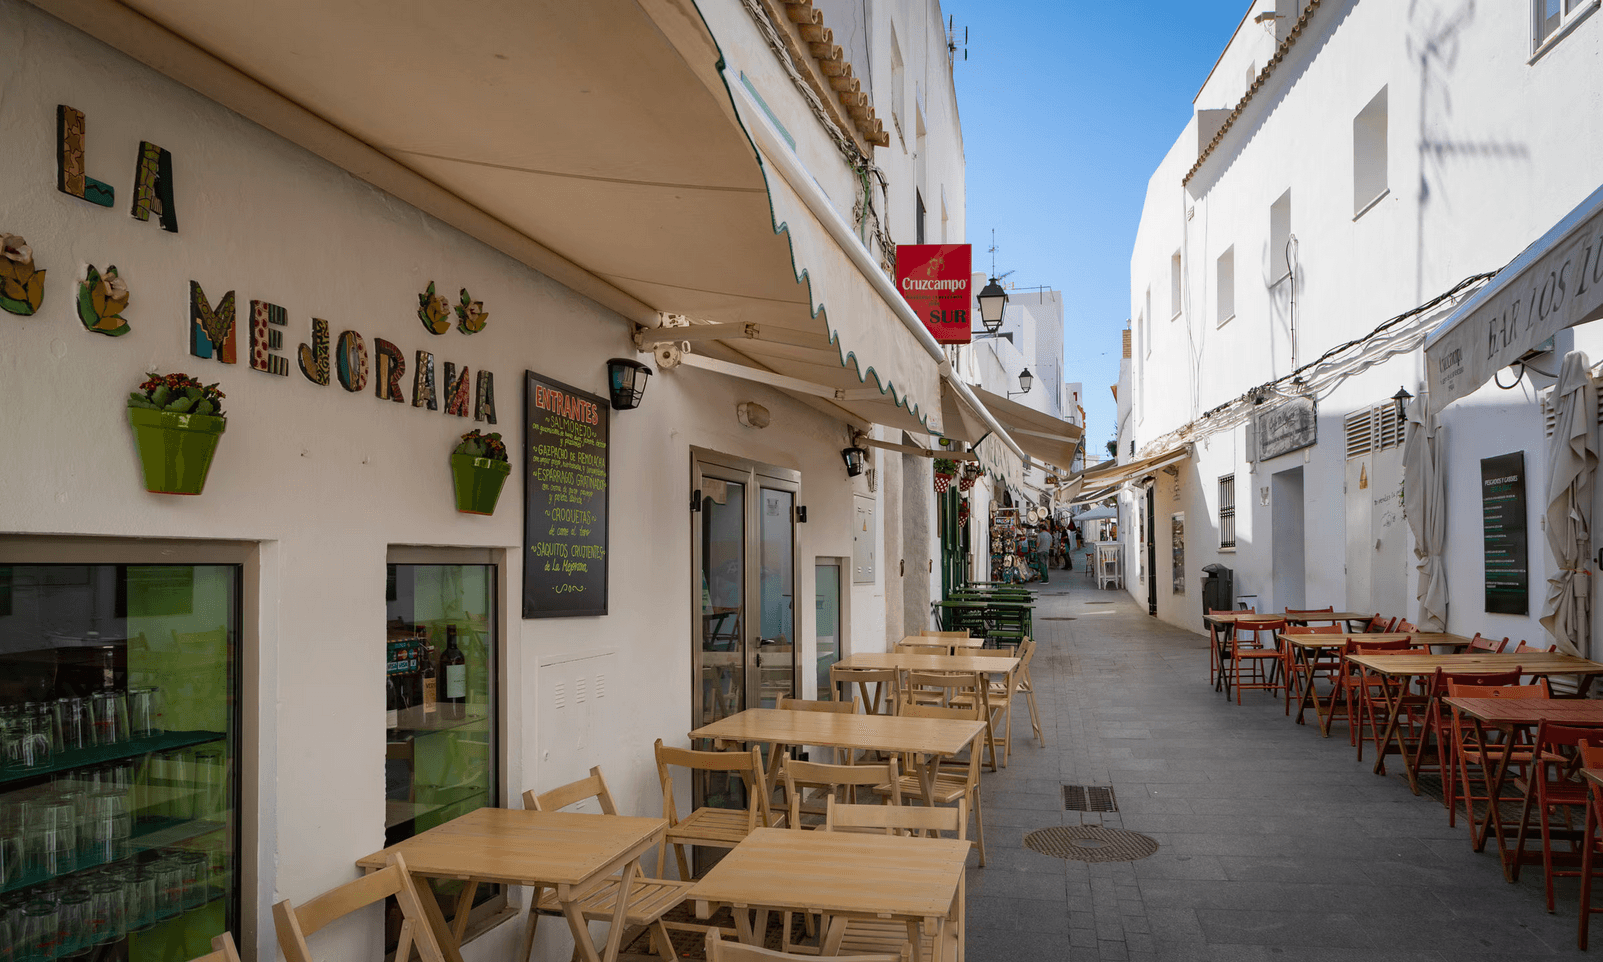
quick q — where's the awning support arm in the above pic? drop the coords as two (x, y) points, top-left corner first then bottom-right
(851, 434), (977, 461)
(678, 353), (887, 402)
(633, 321), (829, 351)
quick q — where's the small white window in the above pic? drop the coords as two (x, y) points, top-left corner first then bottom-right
(1217, 247), (1235, 326)
(1270, 190), (1292, 283)
(1170, 251), (1183, 318)
(1534, 0), (1596, 53)
(1353, 87), (1388, 216)
(1144, 290), (1152, 356)
(1218, 475), (1236, 549)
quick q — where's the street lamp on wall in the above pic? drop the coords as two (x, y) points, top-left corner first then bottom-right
(1008, 368), (1034, 398)
(1392, 386), (1413, 424)
(975, 278), (1008, 335)
(841, 444), (868, 477)
(606, 357), (652, 410)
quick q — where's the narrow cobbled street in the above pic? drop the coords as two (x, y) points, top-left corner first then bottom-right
(965, 575), (1581, 961)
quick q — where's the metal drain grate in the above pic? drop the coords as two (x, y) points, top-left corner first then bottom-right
(1063, 785), (1118, 812)
(1023, 826), (1159, 863)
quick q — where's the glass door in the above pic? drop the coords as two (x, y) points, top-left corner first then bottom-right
(755, 487), (795, 710)
(814, 563), (841, 700)
(696, 473), (747, 730)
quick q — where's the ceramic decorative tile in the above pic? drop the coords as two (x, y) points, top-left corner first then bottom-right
(412, 350), (437, 409)
(474, 370), (497, 424)
(130, 140), (178, 232)
(455, 288), (489, 334)
(335, 330), (369, 392)
(417, 281), (451, 335)
(0, 234), (46, 316)
(76, 264), (130, 336)
(374, 338), (406, 402)
(298, 317), (330, 385)
(56, 106), (113, 207)
(189, 281), (237, 363)
(442, 361), (471, 416)
(249, 300), (289, 376)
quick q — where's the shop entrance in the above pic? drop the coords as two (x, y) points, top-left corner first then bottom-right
(691, 451), (800, 729)
(1272, 467), (1307, 610)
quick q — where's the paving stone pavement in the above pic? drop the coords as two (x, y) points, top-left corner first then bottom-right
(963, 574), (1590, 961)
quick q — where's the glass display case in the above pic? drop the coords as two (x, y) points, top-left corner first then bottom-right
(0, 565), (239, 962)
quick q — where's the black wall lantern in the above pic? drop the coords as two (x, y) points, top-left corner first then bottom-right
(1009, 367), (1034, 397)
(841, 445), (868, 477)
(1392, 385), (1413, 424)
(606, 357), (652, 410)
(975, 278), (1008, 334)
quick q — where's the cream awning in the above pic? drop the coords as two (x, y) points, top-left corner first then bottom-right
(963, 386), (1085, 474)
(1425, 181), (1603, 414)
(1069, 485), (1120, 508)
(45, 0), (984, 439)
(1059, 446), (1192, 501)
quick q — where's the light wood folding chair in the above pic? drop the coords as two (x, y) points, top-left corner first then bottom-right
(920, 629), (971, 639)
(875, 703), (987, 866)
(274, 854), (447, 962)
(777, 696), (861, 763)
(1011, 637), (1044, 746)
(896, 641), (951, 655)
(704, 930), (898, 962)
(184, 934), (241, 962)
(654, 740), (781, 881)
(958, 649), (1023, 765)
(780, 753), (901, 826)
(902, 670), (997, 771)
(819, 798), (969, 961)
(830, 665), (900, 716)
(520, 767), (693, 962)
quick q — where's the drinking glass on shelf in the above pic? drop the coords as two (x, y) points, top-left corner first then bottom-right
(86, 878), (125, 945)
(23, 800), (76, 879)
(82, 792), (130, 867)
(16, 715), (51, 771)
(124, 867), (157, 932)
(52, 700), (92, 753)
(176, 851), (209, 911)
(155, 750), (193, 822)
(18, 899), (59, 962)
(0, 829), (21, 887)
(190, 745), (228, 823)
(0, 911), (13, 962)
(54, 889), (91, 959)
(151, 858), (183, 921)
(90, 693), (125, 747)
(126, 689), (161, 739)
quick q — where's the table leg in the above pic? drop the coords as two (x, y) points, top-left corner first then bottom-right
(559, 860), (638, 962)
(519, 885), (547, 962)
(407, 871), (468, 962)
(732, 907), (757, 945)
(1369, 676), (1418, 792)
(449, 881), (479, 945)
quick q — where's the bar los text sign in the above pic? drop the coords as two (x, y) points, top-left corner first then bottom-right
(523, 372), (609, 618)
(1480, 451), (1529, 615)
(896, 244), (972, 344)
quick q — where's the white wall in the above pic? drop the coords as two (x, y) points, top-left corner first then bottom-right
(0, 5), (899, 959)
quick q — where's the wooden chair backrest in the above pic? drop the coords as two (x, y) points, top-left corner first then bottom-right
(1445, 679), (1549, 699)
(781, 753), (900, 825)
(1363, 614), (1389, 633)
(1233, 618), (1286, 650)
(779, 696), (861, 715)
(705, 929), (899, 962)
(830, 666), (900, 714)
(1578, 741), (1603, 782)
(904, 670), (982, 705)
(1468, 633), (1507, 653)
(186, 933), (242, 962)
(897, 642), (950, 655)
(1516, 642), (1559, 654)
(1395, 620), (1419, 633)
(654, 739), (773, 831)
(274, 855), (446, 962)
(825, 796), (967, 838)
(1344, 637), (1413, 655)
(921, 630), (971, 639)
(1434, 667), (1523, 690)
(1285, 607), (1335, 617)
(523, 765), (619, 814)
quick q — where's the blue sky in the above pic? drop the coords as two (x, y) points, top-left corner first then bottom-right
(942, 0), (1248, 456)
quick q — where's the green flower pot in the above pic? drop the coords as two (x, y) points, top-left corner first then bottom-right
(127, 408), (227, 495)
(451, 453), (511, 515)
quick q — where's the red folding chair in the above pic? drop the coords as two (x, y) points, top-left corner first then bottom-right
(1513, 721), (1603, 912)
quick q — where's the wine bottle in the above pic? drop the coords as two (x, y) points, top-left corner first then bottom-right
(442, 626), (467, 721)
(386, 675), (400, 730)
(420, 632), (438, 717)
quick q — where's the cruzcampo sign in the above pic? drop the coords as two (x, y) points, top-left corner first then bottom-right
(1427, 181), (1603, 413)
(896, 244), (972, 344)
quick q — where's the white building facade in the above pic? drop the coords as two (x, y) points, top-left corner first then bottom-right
(1122, 0), (1603, 644)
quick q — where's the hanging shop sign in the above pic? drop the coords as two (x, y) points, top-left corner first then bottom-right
(524, 371), (610, 618)
(1250, 395), (1317, 461)
(895, 244), (971, 344)
(1480, 451), (1529, 615)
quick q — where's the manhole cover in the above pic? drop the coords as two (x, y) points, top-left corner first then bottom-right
(1022, 826), (1159, 863)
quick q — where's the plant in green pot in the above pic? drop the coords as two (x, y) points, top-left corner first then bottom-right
(126, 372), (227, 495)
(451, 429), (511, 516)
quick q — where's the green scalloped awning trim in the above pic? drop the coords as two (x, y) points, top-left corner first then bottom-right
(684, 6), (937, 434)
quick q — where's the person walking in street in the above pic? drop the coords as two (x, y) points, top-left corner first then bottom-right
(1035, 526), (1052, 583)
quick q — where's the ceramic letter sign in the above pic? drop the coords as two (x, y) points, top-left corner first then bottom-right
(189, 282), (237, 363)
(56, 106), (114, 207)
(374, 339), (406, 402)
(249, 301), (289, 376)
(130, 141), (178, 232)
(474, 370), (497, 424)
(335, 330), (369, 393)
(412, 351), (437, 409)
(443, 362), (471, 416)
(298, 318), (330, 385)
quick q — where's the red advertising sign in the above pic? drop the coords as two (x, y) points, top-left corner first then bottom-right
(896, 244), (972, 344)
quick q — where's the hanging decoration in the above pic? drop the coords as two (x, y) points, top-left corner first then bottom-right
(450, 429), (511, 515)
(455, 288), (489, 334)
(76, 264), (130, 336)
(933, 457), (958, 494)
(958, 463), (979, 492)
(0, 234), (46, 316)
(125, 372), (227, 495)
(417, 281), (452, 335)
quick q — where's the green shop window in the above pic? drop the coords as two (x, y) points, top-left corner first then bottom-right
(383, 562), (500, 940)
(0, 564), (240, 962)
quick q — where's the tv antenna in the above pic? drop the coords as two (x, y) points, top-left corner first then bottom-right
(947, 15), (967, 61)
(987, 229), (1014, 281)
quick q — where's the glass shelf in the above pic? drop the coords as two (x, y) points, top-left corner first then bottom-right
(0, 814), (226, 896)
(0, 729), (226, 787)
(391, 706), (486, 737)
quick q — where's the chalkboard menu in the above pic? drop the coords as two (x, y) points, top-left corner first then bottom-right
(523, 371), (609, 618)
(1481, 452), (1528, 615)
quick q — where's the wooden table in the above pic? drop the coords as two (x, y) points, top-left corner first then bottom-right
(690, 708), (988, 805)
(1349, 653), (1603, 794)
(1281, 610), (1374, 627)
(837, 652), (1019, 675)
(1279, 632), (1474, 726)
(1446, 697), (1603, 881)
(355, 808), (667, 962)
(686, 827), (970, 962)
(1202, 614), (1285, 695)
(900, 635), (986, 651)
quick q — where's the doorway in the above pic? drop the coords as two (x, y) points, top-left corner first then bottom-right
(1145, 486), (1157, 615)
(1272, 467), (1306, 610)
(814, 560), (846, 700)
(691, 451), (800, 730)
